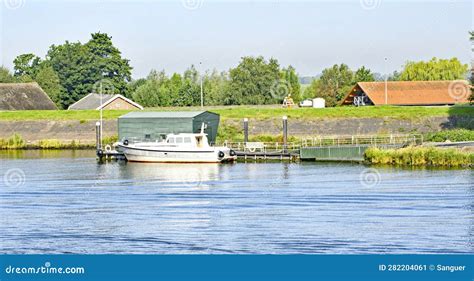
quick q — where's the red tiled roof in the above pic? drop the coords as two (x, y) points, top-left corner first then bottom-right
(341, 80), (471, 106)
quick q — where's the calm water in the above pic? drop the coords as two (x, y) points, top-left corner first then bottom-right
(0, 150), (472, 254)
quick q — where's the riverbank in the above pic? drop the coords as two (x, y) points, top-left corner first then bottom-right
(1, 129), (473, 150)
(0, 115), (472, 144)
(0, 134), (117, 149)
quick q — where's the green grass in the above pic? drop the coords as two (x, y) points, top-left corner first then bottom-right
(216, 123), (301, 143)
(0, 105), (472, 121)
(425, 129), (474, 142)
(211, 105), (473, 120)
(0, 134), (118, 150)
(0, 110), (129, 121)
(364, 146), (473, 167)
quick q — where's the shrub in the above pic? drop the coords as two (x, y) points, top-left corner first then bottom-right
(364, 146), (472, 167)
(425, 129), (474, 142)
(0, 134), (26, 149)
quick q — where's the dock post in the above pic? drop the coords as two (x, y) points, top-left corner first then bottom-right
(282, 116), (288, 153)
(95, 121), (103, 159)
(243, 118), (249, 144)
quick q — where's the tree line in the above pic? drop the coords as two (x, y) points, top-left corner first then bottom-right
(0, 32), (471, 109)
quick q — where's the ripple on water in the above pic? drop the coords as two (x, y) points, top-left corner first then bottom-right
(0, 157), (472, 254)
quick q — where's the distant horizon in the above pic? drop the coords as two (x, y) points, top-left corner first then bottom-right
(1, 0), (472, 79)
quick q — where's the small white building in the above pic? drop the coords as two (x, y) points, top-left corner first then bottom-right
(312, 98), (325, 108)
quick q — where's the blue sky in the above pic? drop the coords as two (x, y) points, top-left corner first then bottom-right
(1, 0), (472, 79)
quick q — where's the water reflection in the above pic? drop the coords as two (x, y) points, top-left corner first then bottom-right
(120, 162), (221, 190)
(0, 149), (96, 159)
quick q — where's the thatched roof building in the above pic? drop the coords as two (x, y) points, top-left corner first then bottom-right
(0, 82), (57, 110)
(341, 80), (471, 106)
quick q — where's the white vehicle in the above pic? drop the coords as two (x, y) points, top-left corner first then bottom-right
(299, 99), (313, 107)
(117, 125), (236, 163)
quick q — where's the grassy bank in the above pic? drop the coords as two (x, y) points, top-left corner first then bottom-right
(0, 134), (117, 150)
(0, 105), (472, 121)
(216, 123), (301, 143)
(424, 129), (474, 142)
(364, 146), (473, 167)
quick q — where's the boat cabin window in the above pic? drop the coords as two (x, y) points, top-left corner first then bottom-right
(176, 137), (183, 144)
(183, 137), (192, 144)
(167, 138), (175, 144)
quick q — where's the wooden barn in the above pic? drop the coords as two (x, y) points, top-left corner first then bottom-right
(341, 80), (471, 106)
(0, 82), (57, 110)
(68, 93), (143, 110)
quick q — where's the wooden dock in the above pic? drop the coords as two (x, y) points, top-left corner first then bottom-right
(97, 149), (126, 161)
(235, 151), (299, 161)
(97, 134), (423, 163)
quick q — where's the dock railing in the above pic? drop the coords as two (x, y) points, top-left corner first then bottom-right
(218, 141), (302, 153)
(299, 134), (423, 147)
(216, 134), (423, 153)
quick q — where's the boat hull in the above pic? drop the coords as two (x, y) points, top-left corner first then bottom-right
(118, 145), (236, 163)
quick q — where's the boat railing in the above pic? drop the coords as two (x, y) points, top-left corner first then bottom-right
(120, 137), (166, 144)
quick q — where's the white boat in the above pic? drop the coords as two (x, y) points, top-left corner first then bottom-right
(117, 126), (236, 163)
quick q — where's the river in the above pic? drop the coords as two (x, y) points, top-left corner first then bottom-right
(0, 150), (472, 254)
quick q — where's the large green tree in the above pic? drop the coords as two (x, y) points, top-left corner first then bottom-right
(46, 41), (95, 108)
(35, 65), (62, 106)
(318, 64), (354, 106)
(84, 32), (132, 96)
(224, 56), (281, 105)
(353, 66), (375, 83)
(132, 70), (172, 107)
(308, 65), (376, 106)
(132, 69), (201, 108)
(14, 32), (132, 109)
(399, 57), (468, 81)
